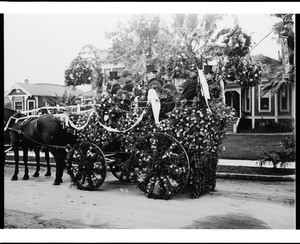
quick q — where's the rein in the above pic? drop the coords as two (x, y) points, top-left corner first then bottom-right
(6, 126), (68, 149)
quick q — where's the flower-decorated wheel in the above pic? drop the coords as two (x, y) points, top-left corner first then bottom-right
(67, 142), (106, 191)
(132, 132), (190, 200)
(109, 152), (136, 182)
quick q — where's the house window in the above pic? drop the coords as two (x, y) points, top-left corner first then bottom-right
(280, 86), (289, 112)
(14, 101), (23, 111)
(258, 85), (271, 112)
(244, 87), (251, 112)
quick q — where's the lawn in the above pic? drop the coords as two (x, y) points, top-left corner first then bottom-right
(219, 134), (293, 160)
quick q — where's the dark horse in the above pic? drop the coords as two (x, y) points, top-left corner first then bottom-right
(4, 108), (51, 178)
(4, 108), (77, 185)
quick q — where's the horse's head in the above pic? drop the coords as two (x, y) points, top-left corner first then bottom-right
(4, 108), (26, 125)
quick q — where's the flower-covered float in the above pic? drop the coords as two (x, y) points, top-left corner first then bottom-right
(65, 70), (235, 200)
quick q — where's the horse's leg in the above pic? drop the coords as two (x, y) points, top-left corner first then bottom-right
(51, 148), (66, 185)
(11, 145), (19, 181)
(33, 147), (40, 177)
(22, 147), (29, 180)
(44, 148), (51, 176)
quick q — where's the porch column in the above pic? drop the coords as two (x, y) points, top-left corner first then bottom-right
(24, 95), (29, 111)
(274, 93), (278, 122)
(291, 86), (295, 120)
(251, 86), (255, 129)
(35, 97), (38, 109)
(239, 87), (242, 118)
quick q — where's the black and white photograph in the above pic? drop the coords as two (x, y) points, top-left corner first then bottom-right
(1, 1), (298, 243)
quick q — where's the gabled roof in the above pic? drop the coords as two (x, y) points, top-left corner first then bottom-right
(97, 49), (122, 64)
(251, 54), (283, 78)
(7, 83), (84, 97)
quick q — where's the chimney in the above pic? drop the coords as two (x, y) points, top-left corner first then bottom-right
(25, 79), (29, 84)
(72, 85), (76, 91)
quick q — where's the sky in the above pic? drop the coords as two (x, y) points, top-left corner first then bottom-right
(3, 2), (296, 92)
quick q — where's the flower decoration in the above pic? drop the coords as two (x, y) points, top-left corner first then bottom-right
(220, 56), (263, 87)
(65, 56), (104, 89)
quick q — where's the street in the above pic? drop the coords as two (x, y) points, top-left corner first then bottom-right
(3, 164), (295, 229)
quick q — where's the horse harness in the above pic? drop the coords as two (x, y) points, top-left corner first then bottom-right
(5, 113), (67, 149)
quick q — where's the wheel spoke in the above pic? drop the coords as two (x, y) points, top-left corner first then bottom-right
(133, 133), (189, 199)
(69, 142), (106, 191)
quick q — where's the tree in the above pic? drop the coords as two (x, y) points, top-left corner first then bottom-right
(64, 44), (104, 92)
(164, 14), (229, 79)
(106, 14), (174, 73)
(164, 13), (262, 105)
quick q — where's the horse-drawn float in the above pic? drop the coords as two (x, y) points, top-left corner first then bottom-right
(4, 69), (234, 199)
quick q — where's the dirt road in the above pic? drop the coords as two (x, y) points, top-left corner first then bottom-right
(3, 165), (295, 230)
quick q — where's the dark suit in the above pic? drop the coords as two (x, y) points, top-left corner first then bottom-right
(122, 80), (134, 92)
(180, 76), (198, 100)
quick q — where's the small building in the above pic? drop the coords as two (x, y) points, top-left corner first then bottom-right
(5, 79), (83, 111)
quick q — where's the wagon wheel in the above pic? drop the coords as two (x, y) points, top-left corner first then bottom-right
(109, 152), (135, 182)
(67, 142), (106, 191)
(132, 132), (190, 200)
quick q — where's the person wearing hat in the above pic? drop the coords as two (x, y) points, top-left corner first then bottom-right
(145, 64), (163, 95)
(162, 73), (177, 93)
(121, 69), (135, 92)
(107, 71), (121, 95)
(203, 65), (215, 86)
(180, 65), (199, 100)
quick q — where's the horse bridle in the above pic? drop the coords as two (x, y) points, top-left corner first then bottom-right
(4, 111), (21, 132)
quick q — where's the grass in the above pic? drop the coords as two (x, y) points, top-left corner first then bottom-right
(219, 134), (293, 160)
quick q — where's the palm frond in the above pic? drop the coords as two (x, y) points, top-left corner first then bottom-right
(213, 28), (232, 42)
(184, 14), (199, 32)
(172, 14), (186, 29)
(259, 64), (294, 97)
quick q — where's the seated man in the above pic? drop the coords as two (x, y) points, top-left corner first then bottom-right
(144, 65), (176, 120)
(121, 69), (135, 92)
(107, 71), (121, 95)
(145, 64), (163, 95)
(180, 67), (198, 100)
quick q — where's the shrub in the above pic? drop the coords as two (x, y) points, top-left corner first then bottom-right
(262, 120), (293, 133)
(258, 135), (295, 168)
